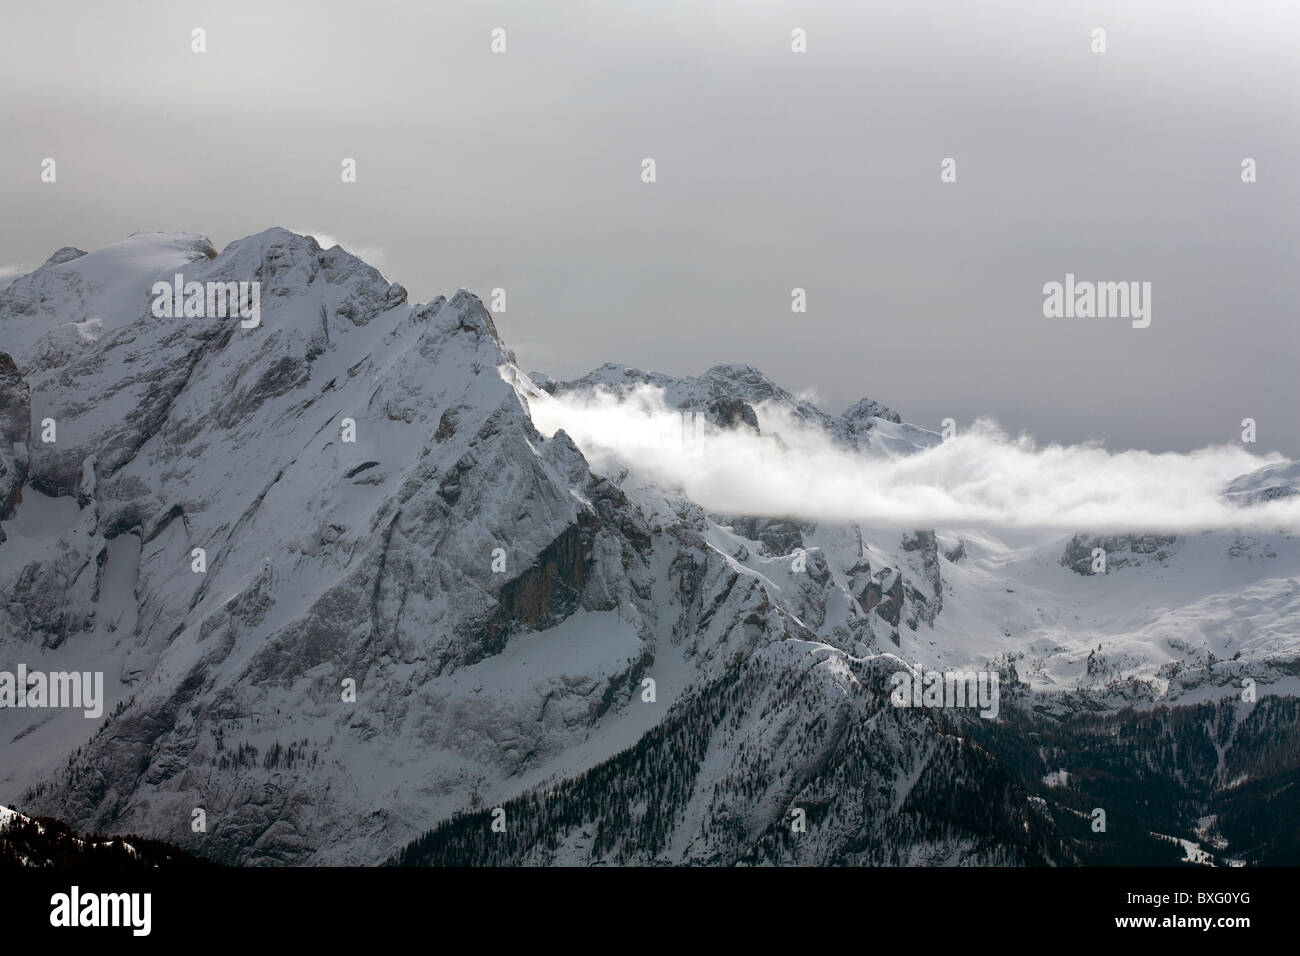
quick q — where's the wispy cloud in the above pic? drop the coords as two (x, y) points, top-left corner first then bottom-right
(527, 383), (1299, 532)
(793, 386), (827, 407)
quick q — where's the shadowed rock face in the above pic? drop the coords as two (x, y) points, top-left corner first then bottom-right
(900, 529), (935, 554)
(727, 517), (804, 556)
(0, 352), (28, 444)
(1060, 533), (1178, 574)
(840, 532), (944, 642)
(0, 352), (30, 533)
(705, 396), (759, 432)
(43, 247), (88, 266)
(871, 568), (903, 629)
(493, 516), (596, 637)
(901, 529), (943, 629)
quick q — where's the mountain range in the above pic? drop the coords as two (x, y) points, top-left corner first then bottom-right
(3, 229), (1298, 866)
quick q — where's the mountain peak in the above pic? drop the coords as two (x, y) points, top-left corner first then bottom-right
(42, 246), (87, 266)
(842, 396), (902, 424)
(703, 362), (768, 382)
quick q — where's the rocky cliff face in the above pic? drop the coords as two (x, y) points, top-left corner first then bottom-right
(0, 352), (29, 539)
(4, 229), (1300, 867)
(1060, 533), (1178, 574)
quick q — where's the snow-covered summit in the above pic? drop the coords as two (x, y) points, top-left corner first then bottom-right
(1224, 460), (1300, 506)
(1, 228), (660, 863)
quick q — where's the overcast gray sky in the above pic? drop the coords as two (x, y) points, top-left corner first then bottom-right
(2, 0), (1297, 454)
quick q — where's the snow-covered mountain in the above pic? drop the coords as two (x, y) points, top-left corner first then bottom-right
(3, 229), (1298, 866)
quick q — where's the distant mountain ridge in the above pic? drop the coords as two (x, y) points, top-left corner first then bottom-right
(1, 804), (211, 867)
